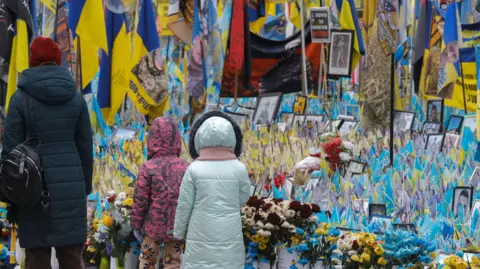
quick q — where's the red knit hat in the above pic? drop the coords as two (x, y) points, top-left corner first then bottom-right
(29, 37), (62, 67)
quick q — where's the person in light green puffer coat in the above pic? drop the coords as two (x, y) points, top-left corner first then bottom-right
(174, 111), (251, 269)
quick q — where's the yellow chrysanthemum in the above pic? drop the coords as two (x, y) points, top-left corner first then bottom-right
(351, 255), (360, 262)
(87, 245), (96, 253)
(374, 245), (384, 255)
(103, 215), (114, 227)
(259, 242), (267, 250)
(361, 253), (371, 262)
(315, 228), (328, 236)
(377, 257), (388, 265)
(123, 198), (133, 207)
(89, 259), (95, 264)
(473, 256), (480, 266)
(252, 235), (261, 243)
(326, 236), (338, 242)
(261, 236), (269, 244)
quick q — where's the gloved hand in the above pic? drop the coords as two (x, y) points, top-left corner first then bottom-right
(133, 229), (144, 242)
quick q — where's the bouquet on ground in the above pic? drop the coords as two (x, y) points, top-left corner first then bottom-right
(242, 197), (320, 267)
(334, 232), (387, 269)
(103, 191), (135, 268)
(381, 229), (435, 268)
(320, 134), (354, 171)
(293, 222), (341, 268)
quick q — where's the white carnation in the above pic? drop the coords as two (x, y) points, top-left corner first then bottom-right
(307, 216), (318, 222)
(281, 221), (291, 228)
(333, 249), (343, 255)
(117, 192), (127, 201)
(256, 221), (265, 228)
(285, 210), (296, 218)
(342, 141), (354, 150)
(107, 190), (116, 196)
(265, 223), (275, 230)
(339, 152), (352, 162)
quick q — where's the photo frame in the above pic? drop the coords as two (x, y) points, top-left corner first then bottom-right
(293, 114), (306, 127)
(427, 99), (443, 123)
(462, 115), (476, 138)
(293, 95), (308, 114)
(452, 186), (474, 217)
(327, 30), (354, 77)
(433, 252), (450, 265)
(338, 114), (355, 121)
(394, 110), (415, 134)
(353, 199), (369, 214)
(112, 127), (137, 142)
(442, 133), (460, 153)
(336, 227), (360, 236)
(253, 92), (283, 125)
(446, 115), (464, 133)
(310, 7), (331, 43)
(369, 204), (387, 218)
(425, 134), (445, 153)
(280, 112), (295, 127)
(346, 160), (366, 175)
(338, 119), (358, 136)
(225, 112), (246, 127)
(369, 215), (392, 234)
(392, 223), (417, 234)
(423, 121), (442, 134)
(305, 114), (324, 130)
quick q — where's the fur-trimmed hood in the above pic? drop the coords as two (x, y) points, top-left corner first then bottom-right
(189, 111), (243, 159)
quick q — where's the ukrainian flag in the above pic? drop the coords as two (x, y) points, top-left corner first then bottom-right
(97, 7), (131, 124)
(128, 0), (163, 118)
(4, 0), (33, 114)
(68, 0), (108, 91)
(338, 0), (365, 73)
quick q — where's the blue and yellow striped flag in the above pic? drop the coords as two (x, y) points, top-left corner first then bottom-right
(68, 0), (108, 91)
(97, 7), (131, 124)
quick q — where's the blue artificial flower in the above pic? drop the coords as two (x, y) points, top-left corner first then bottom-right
(426, 244), (436, 252)
(249, 242), (259, 248)
(456, 251), (464, 258)
(328, 228), (340, 237)
(294, 243), (309, 253)
(244, 263), (255, 269)
(420, 255), (431, 264)
(132, 247), (140, 256)
(298, 258), (309, 265)
(287, 247), (293, 254)
(106, 243), (114, 256)
(296, 228), (305, 236)
(130, 241), (139, 247)
(289, 265), (298, 269)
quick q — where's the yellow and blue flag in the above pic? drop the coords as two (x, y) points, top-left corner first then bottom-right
(338, 0), (365, 73)
(97, 7), (131, 124)
(437, 1), (462, 99)
(128, 0), (162, 118)
(3, 0), (33, 114)
(68, 0), (108, 92)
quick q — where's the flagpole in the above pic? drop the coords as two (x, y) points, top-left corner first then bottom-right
(460, 54), (468, 112)
(390, 53), (395, 166)
(299, 0), (308, 96)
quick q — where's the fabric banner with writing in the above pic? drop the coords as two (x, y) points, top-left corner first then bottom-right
(221, 22), (321, 97)
(444, 22), (480, 111)
(0, 1), (15, 63)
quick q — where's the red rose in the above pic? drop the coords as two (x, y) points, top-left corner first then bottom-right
(264, 184), (271, 191)
(267, 213), (281, 226)
(300, 204), (313, 218)
(261, 203), (273, 212)
(254, 214), (263, 222)
(246, 196), (264, 210)
(107, 195), (116, 203)
(311, 204), (320, 213)
(352, 240), (359, 250)
(289, 201), (302, 211)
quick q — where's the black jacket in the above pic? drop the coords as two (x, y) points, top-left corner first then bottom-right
(1, 65), (93, 248)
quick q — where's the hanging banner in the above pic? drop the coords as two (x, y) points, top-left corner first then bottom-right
(476, 45), (480, 141)
(376, 0), (397, 55)
(444, 22), (480, 111)
(310, 7), (330, 43)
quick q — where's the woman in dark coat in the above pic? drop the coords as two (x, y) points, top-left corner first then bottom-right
(1, 37), (93, 269)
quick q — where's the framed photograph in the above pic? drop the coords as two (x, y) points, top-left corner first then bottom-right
(328, 30), (354, 77)
(369, 204), (387, 218)
(446, 115), (464, 133)
(369, 215), (392, 234)
(462, 115), (476, 137)
(293, 114), (306, 127)
(423, 121), (442, 134)
(394, 110), (415, 134)
(336, 227), (360, 236)
(425, 134), (445, 152)
(310, 7), (331, 43)
(470, 168), (480, 189)
(442, 133), (460, 153)
(253, 92), (283, 125)
(338, 114), (355, 121)
(338, 120), (358, 136)
(305, 114), (324, 129)
(427, 99), (443, 122)
(225, 112), (246, 127)
(280, 112), (295, 127)
(452, 186), (474, 217)
(393, 223), (417, 234)
(293, 95), (308, 114)
(346, 160), (366, 175)
(113, 127), (137, 142)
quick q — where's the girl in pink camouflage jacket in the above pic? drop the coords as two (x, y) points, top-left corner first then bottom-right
(131, 117), (189, 269)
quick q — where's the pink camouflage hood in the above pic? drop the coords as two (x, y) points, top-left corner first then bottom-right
(147, 117), (182, 159)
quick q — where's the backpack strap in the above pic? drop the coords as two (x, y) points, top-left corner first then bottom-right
(19, 90), (31, 140)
